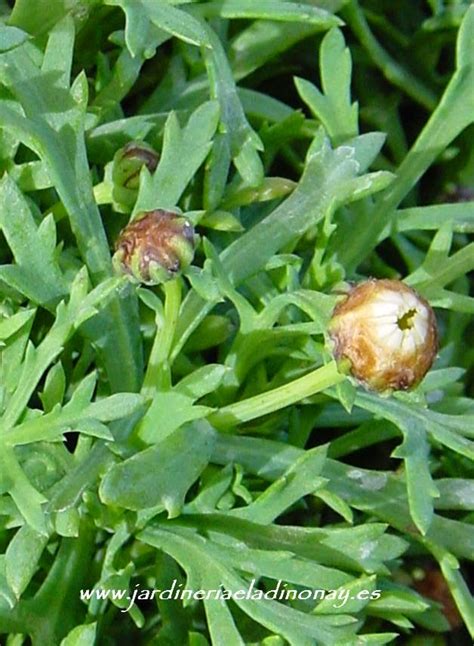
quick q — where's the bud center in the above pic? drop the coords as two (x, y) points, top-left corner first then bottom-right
(397, 308), (417, 331)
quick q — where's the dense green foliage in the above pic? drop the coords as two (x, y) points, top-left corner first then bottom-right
(0, 0), (473, 644)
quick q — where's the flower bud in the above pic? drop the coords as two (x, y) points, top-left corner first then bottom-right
(113, 209), (195, 285)
(329, 279), (438, 392)
(112, 141), (159, 208)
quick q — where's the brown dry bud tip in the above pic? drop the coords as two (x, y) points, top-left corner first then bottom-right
(113, 209), (195, 286)
(329, 279), (438, 392)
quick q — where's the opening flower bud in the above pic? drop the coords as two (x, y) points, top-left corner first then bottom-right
(329, 279), (438, 392)
(111, 141), (159, 208)
(113, 209), (195, 286)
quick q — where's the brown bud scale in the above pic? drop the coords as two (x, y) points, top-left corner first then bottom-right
(114, 209), (194, 284)
(120, 142), (159, 188)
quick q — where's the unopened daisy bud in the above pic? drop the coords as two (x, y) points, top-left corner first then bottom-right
(329, 279), (438, 392)
(113, 209), (195, 286)
(112, 141), (159, 208)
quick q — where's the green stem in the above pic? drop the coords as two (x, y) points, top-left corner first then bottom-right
(209, 361), (345, 428)
(142, 279), (182, 396)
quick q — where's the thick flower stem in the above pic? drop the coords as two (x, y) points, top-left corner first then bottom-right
(209, 361), (345, 429)
(142, 278), (182, 396)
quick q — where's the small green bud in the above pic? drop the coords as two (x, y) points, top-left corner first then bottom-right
(113, 209), (196, 286)
(111, 141), (159, 208)
(329, 279), (438, 392)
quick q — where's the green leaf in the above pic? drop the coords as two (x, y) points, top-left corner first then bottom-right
(435, 479), (474, 510)
(0, 273), (133, 431)
(204, 593), (244, 646)
(391, 426), (439, 536)
(222, 177), (296, 209)
(0, 556), (16, 610)
(136, 390), (213, 445)
(0, 444), (47, 534)
(315, 488), (354, 523)
(39, 362), (66, 413)
(0, 24), (29, 52)
(8, 160), (52, 192)
(41, 13), (75, 89)
(60, 622), (97, 646)
(405, 224), (474, 311)
(0, 310), (35, 409)
(231, 446), (327, 524)
(0, 308), (35, 342)
(295, 28), (358, 143)
(430, 544), (474, 638)
(314, 575), (377, 614)
(99, 421), (216, 516)
(9, 0), (100, 36)
(230, 21), (336, 81)
(343, 0), (437, 111)
(200, 1), (343, 26)
(0, 2), (473, 643)
(212, 434), (474, 561)
(107, 0), (211, 54)
(0, 28), (111, 280)
(48, 443), (114, 513)
(174, 364), (230, 400)
(201, 20), (264, 187)
(352, 390), (474, 534)
(198, 210), (244, 232)
(339, 5), (474, 269)
(173, 131), (393, 358)
(135, 101), (219, 212)
(4, 381), (143, 446)
(181, 513), (406, 574)
(93, 41), (168, 118)
(0, 175), (67, 307)
(382, 202), (474, 238)
(139, 525), (359, 646)
(5, 524), (49, 597)
(0, 28), (143, 392)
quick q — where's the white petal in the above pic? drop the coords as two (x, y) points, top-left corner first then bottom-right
(413, 316), (428, 341)
(382, 327), (404, 350)
(402, 333), (416, 354)
(401, 293), (419, 309)
(369, 300), (400, 317)
(374, 322), (398, 338)
(376, 288), (401, 300)
(416, 305), (430, 321)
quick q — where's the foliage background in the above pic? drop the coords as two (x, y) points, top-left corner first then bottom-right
(0, 0), (473, 644)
